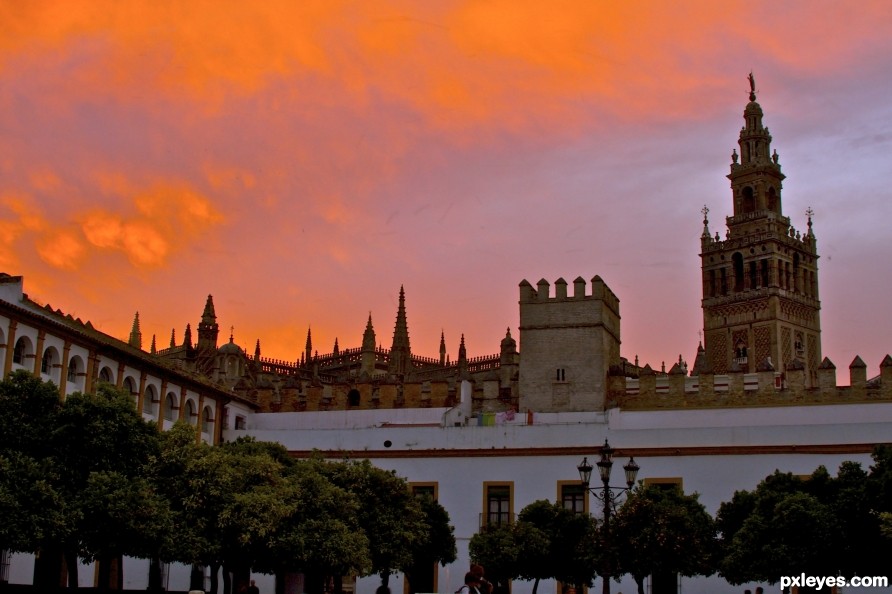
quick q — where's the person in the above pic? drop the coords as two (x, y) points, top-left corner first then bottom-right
(455, 572), (483, 594)
(470, 564), (493, 594)
(247, 580), (259, 594)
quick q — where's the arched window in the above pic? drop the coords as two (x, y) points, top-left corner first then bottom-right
(741, 187), (756, 214)
(123, 377), (138, 405)
(99, 366), (113, 384)
(13, 337), (30, 365)
(41, 349), (54, 374)
(348, 389), (360, 407)
(185, 399), (196, 425)
(67, 356), (83, 383)
(143, 385), (157, 414)
(732, 253), (744, 292)
(793, 253), (800, 292)
(164, 393), (178, 421)
(202, 406), (213, 433)
(767, 186), (778, 212)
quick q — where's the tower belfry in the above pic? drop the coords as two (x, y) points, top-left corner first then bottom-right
(700, 75), (821, 384)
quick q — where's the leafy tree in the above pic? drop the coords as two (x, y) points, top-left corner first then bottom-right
(0, 371), (67, 555)
(321, 459), (428, 587)
(469, 501), (599, 594)
(54, 383), (165, 590)
(514, 500), (599, 594)
(469, 523), (520, 594)
(717, 470), (840, 589)
(257, 461), (371, 594)
(612, 485), (716, 594)
(403, 493), (457, 594)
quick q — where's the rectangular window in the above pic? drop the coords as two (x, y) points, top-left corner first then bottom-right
(555, 368), (566, 382)
(483, 482), (513, 527)
(558, 481), (587, 515)
(411, 483), (438, 500)
(643, 477), (683, 492)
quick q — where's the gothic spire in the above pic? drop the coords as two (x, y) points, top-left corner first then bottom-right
(198, 294), (219, 350)
(362, 313), (376, 351)
(201, 294), (216, 323)
(150, 334), (157, 354)
(128, 311), (142, 349)
(388, 286), (412, 375)
(183, 323), (193, 349)
(305, 326), (312, 367)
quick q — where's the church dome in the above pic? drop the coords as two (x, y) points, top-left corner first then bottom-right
(218, 338), (242, 355)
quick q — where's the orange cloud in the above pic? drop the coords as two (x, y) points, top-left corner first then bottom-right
(81, 182), (224, 267)
(36, 230), (86, 270)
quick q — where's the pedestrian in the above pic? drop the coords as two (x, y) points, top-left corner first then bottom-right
(455, 572), (483, 594)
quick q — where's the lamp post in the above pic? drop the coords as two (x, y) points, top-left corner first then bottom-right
(577, 439), (640, 594)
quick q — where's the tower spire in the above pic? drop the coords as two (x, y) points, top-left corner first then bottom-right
(388, 286), (412, 375)
(128, 311), (142, 349)
(304, 326), (312, 367)
(197, 294), (219, 351)
(700, 79), (821, 386)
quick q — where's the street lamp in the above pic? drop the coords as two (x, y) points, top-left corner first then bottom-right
(577, 439), (640, 594)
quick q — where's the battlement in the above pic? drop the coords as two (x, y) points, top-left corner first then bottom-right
(519, 275), (620, 313)
(609, 355), (892, 410)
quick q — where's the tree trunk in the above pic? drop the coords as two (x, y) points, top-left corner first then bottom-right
(531, 578), (539, 594)
(635, 576), (645, 594)
(222, 565), (232, 594)
(97, 554), (112, 593)
(191, 564), (206, 591)
(209, 563), (221, 594)
(148, 557), (164, 593)
(33, 545), (64, 592)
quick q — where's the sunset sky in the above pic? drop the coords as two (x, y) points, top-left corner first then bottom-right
(2, 1), (890, 378)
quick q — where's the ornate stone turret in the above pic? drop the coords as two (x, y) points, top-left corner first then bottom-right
(183, 323), (193, 350)
(128, 311), (142, 349)
(150, 334), (157, 354)
(457, 333), (468, 377)
(169, 328), (176, 349)
(254, 339), (261, 362)
(388, 286), (412, 376)
(360, 314), (377, 377)
(304, 327), (312, 368)
(440, 331), (447, 366)
(700, 74), (821, 385)
(197, 294), (219, 351)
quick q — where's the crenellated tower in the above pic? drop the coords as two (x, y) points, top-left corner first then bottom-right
(699, 74), (821, 384)
(518, 275), (621, 412)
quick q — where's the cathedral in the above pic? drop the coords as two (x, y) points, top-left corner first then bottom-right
(2, 79), (891, 594)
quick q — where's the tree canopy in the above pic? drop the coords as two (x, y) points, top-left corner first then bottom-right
(612, 485), (716, 594)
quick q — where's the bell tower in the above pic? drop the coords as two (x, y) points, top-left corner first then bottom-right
(700, 74), (821, 384)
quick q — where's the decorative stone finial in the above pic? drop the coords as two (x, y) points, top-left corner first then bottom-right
(748, 71), (756, 101)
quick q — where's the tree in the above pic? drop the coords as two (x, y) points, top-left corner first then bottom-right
(612, 485), (716, 594)
(469, 500), (600, 594)
(0, 371), (67, 556)
(321, 459), (428, 587)
(53, 383), (165, 590)
(717, 470), (840, 589)
(469, 523), (520, 594)
(403, 493), (457, 594)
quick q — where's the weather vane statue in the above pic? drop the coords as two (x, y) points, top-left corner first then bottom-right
(748, 72), (756, 101)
